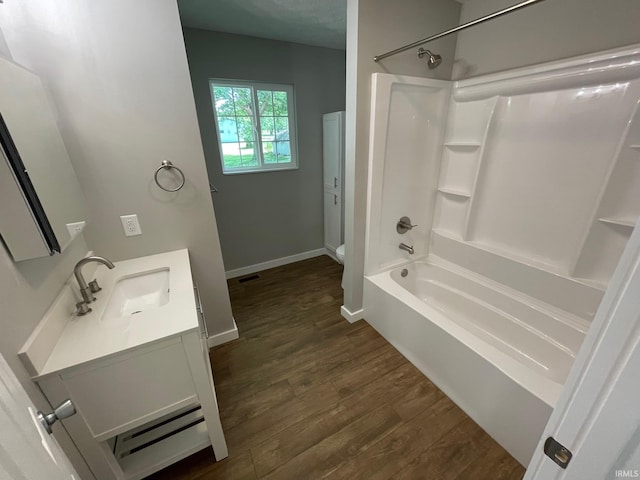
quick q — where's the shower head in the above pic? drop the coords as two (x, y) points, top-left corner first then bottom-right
(417, 48), (442, 69)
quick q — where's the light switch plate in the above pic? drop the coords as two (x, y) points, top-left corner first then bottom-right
(120, 214), (142, 236)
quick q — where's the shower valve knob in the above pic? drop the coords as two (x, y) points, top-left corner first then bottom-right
(397, 216), (417, 234)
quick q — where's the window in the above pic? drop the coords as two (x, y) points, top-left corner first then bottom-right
(209, 80), (298, 174)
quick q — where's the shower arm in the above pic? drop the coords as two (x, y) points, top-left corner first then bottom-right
(373, 0), (547, 62)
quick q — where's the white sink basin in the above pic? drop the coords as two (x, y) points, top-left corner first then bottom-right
(103, 268), (170, 319)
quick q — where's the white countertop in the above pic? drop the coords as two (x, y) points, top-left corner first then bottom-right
(22, 249), (200, 378)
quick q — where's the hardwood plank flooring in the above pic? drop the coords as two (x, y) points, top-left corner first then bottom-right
(146, 255), (525, 479)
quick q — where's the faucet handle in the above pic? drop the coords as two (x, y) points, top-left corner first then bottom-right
(76, 301), (92, 316)
(397, 216), (418, 234)
(88, 280), (102, 293)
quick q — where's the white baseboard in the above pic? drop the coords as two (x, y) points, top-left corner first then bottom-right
(207, 319), (239, 348)
(225, 248), (328, 279)
(325, 249), (341, 264)
(341, 305), (364, 323)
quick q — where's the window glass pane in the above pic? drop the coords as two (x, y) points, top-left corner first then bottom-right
(276, 141), (291, 163)
(221, 143), (243, 170)
(274, 117), (289, 140)
(257, 90), (273, 116)
(212, 86), (235, 117)
(233, 87), (253, 116)
(211, 81), (296, 173)
(240, 142), (258, 167)
(236, 117), (255, 143)
(260, 117), (275, 140)
(273, 91), (288, 116)
(216, 117), (238, 142)
(262, 142), (276, 164)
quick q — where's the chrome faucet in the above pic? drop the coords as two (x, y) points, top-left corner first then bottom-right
(74, 256), (115, 315)
(399, 243), (414, 255)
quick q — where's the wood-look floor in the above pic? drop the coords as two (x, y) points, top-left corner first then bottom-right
(147, 255), (525, 480)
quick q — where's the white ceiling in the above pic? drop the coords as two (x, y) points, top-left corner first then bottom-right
(177, 0), (348, 50)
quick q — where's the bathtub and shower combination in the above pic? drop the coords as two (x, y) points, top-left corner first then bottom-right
(362, 45), (640, 465)
(364, 258), (588, 465)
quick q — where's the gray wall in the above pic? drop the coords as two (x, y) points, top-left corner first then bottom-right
(454, 0), (640, 79)
(182, 28), (346, 272)
(0, 3), (239, 473)
(343, 0), (461, 316)
(1, 0), (234, 340)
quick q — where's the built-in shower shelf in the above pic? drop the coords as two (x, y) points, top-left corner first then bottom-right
(598, 217), (637, 229)
(443, 142), (481, 149)
(437, 187), (471, 198)
(573, 276), (608, 291)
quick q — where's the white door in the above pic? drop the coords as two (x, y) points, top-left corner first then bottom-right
(526, 218), (640, 480)
(0, 354), (79, 480)
(323, 111), (344, 191)
(324, 190), (342, 252)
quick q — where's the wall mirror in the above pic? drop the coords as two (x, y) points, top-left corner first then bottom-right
(0, 56), (87, 261)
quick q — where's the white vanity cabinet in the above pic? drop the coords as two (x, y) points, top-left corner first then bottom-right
(20, 250), (228, 480)
(38, 332), (225, 480)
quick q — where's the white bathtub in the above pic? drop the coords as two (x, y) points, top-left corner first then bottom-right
(362, 259), (588, 466)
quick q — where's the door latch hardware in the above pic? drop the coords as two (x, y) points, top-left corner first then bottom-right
(544, 437), (572, 469)
(37, 399), (76, 435)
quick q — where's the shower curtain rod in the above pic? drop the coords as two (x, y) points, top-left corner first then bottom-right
(373, 0), (547, 62)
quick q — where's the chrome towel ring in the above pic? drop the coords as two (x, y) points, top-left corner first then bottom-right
(154, 160), (185, 192)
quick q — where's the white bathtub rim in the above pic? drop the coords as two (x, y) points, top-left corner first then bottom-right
(365, 271), (563, 408)
(411, 269), (584, 358)
(420, 276), (578, 361)
(426, 255), (591, 333)
(374, 255), (588, 359)
(369, 254), (591, 335)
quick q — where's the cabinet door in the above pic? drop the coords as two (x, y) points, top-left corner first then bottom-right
(61, 339), (198, 441)
(324, 191), (342, 252)
(323, 112), (344, 191)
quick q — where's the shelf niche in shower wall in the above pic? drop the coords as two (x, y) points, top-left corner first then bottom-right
(598, 217), (636, 229)
(444, 98), (497, 144)
(572, 103), (640, 288)
(437, 187), (471, 198)
(433, 97), (498, 240)
(433, 195), (470, 240)
(437, 144), (479, 196)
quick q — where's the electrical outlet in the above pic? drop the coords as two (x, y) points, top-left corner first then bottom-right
(66, 221), (86, 238)
(120, 214), (142, 237)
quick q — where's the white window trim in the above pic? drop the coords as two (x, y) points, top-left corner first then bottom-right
(209, 79), (299, 175)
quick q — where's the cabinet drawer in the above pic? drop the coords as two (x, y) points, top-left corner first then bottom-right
(61, 338), (198, 441)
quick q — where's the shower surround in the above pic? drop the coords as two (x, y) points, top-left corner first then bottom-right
(362, 45), (640, 466)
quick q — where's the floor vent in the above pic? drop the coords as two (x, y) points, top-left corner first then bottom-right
(238, 274), (260, 283)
